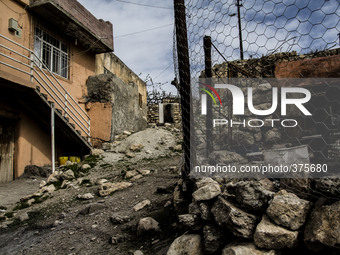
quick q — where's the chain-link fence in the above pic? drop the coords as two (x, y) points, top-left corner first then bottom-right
(174, 0), (340, 197)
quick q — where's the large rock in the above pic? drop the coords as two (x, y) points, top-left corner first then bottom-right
(110, 214), (131, 224)
(211, 196), (257, 239)
(193, 182), (221, 201)
(266, 190), (312, 230)
(264, 129), (281, 143)
(200, 202), (212, 221)
(41, 184), (56, 193)
(60, 170), (75, 180)
(254, 215), (298, 249)
(91, 148), (104, 155)
(203, 224), (224, 253)
(222, 243), (277, 255)
(314, 177), (340, 197)
(178, 214), (201, 230)
(98, 182), (132, 197)
(167, 234), (203, 255)
(77, 193), (94, 200)
(304, 200), (340, 250)
(130, 144), (144, 152)
(235, 181), (274, 212)
(133, 200), (151, 212)
(233, 131), (255, 147)
(208, 151), (245, 165)
(47, 171), (61, 184)
(280, 178), (310, 198)
(137, 217), (160, 235)
(195, 177), (218, 189)
(125, 170), (139, 179)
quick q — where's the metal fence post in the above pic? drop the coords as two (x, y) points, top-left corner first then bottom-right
(51, 102), (55, 173)
(174, 0), (192, 179)
(204, 36), (213, 157)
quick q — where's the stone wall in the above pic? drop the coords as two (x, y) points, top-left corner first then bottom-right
(147, 98), (181, 124)
(171, 177), (340, 254)
(207, 49), (340, 156)
(211, 48), (340, 78)
(86, 74), (147, 147)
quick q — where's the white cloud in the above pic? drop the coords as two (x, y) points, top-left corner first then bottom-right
(78, 0), (178, 94)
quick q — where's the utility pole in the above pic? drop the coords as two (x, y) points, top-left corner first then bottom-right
(236, 0), (244, 60)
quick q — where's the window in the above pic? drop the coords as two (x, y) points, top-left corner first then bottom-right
(139, 93), (143, 108)
(34, 27), (69, 78)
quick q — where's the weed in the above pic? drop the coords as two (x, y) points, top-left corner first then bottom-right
(4, 212), (13, 218)
(32, 196), (49, 205)
(84, 155), (101, 168)
(13, 202), (29, 211)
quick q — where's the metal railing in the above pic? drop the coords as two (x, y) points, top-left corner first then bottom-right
(0, 34), (91, 141)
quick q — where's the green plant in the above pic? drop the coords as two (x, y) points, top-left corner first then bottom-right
(84, 155), (101, 168)
(13, 202), (29, 211)
(4, 212), (13, 218)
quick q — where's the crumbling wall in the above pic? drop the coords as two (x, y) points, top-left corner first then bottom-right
(148, 103), (181, 124)
(95, 53), (147, 120)
(211, 48), (340, 78)
(86, 74), (147, 147)
(147, 97), (182, 124)
(207, 49), (340, 155)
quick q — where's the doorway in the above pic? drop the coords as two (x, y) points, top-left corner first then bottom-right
(0, 119), (15, 182)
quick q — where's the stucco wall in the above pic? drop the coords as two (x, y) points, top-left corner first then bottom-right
(15, 114), (51, 177)
(0, 97), (51, 178)
(85, 102), (112, 143)
(275, 55), (340, 78)
(95, 53), (147, 119)
(86, 74), (147, 145)
(0, 0), (103, 177)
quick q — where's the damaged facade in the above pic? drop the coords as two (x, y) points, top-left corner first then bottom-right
(202, 49), (340, 164)
(87, 53), (148, 148)
(148, 96), (181, 125)
(0, 0), (146, 182)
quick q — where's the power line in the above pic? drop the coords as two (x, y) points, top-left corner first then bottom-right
(154, 63), (173, 79)
(115, 0), (172, 10)
(115, 23), (173, 38)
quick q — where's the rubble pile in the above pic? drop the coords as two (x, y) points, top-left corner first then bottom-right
(169, 177), (340, 254)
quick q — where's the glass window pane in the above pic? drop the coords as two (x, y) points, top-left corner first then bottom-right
(61, 53), (68, 78)
(52, 48), (60, 74)
(42, 43), (51, 69)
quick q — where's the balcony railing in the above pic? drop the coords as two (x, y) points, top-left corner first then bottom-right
(0, 34), (91, 142)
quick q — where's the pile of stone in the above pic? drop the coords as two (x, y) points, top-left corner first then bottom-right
(169, 177), (340, 254)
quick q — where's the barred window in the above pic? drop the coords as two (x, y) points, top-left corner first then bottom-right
(34, 27), (69, 79)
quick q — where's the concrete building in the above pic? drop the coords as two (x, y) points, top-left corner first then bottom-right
(0, 0), (147, 182)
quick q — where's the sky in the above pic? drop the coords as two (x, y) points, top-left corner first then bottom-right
(186, 0), (340, 77)
(78, 0), (177, 95)
(78, 0), (340, 95)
